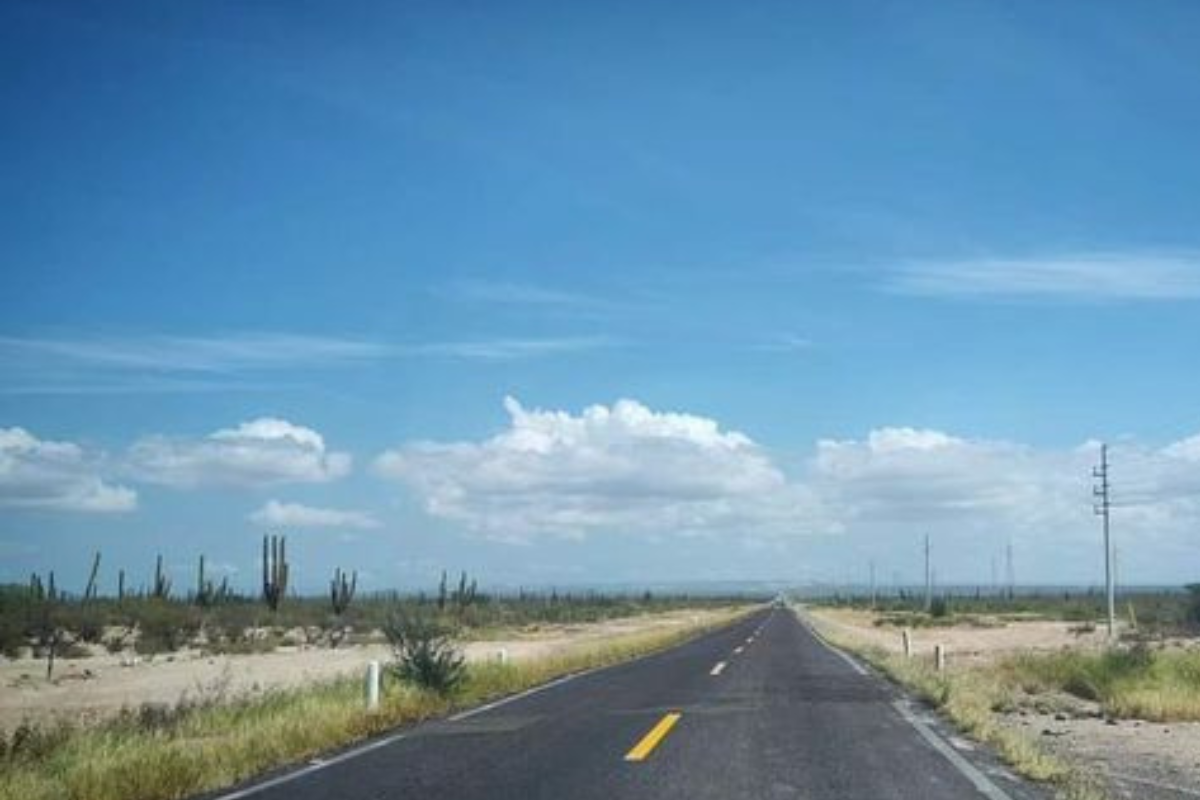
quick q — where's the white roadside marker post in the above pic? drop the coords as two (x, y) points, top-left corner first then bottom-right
(902, 629), (913, 659)
(365, 660), (381, 711)
(496, 648), (508, 664)
(934, 644), (946, 673)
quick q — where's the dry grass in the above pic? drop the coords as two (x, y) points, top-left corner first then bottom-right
(995, 646), (1200, 723)
(0, 606), (753, 800)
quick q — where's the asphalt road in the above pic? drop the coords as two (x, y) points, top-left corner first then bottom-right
(211, 606), (1048, 800)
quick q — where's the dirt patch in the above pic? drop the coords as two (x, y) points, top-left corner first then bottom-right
(0, 608), (731, 731)
(1005, 707), (1200, 799)
(812, 607), (1108, 664)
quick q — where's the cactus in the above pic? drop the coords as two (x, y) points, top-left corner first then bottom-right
(117, 569), (126, 603)
(83, 551), (101, 602)
(330, 567), (357, 615)
(437, 570), (448, 611)
(262, 534), (289, 612)
(152, 555), (172, 599)
(29, 572), (44, 600)
(194, 554), (222, 607)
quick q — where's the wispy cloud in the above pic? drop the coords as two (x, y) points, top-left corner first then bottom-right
(401, 336), (617, 361)
(0, 332), (615, 393)
(751, 334), (814, 353)
(249, 499), (380, 530)
(437, 278), (656, 318)
(439, 279), (604, 309)
(0, 333), (389, 374)
(888, 252), (1200, 301)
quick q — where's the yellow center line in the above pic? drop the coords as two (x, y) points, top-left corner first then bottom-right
(624, 712), (682, 762)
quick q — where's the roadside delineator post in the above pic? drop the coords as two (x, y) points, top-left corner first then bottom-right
(934, 644), (946, 672)
(365, 660), (381, 711)
(496, 648), (508, 664)
(902, 629), (913, 658)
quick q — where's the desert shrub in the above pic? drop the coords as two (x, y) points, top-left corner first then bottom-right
(75, 609), (105, 644)
(133, 601), (201, 655)
(1185, 584), (1200, 626)
(930, 597), (950, 619)
(3, 720), (74, 764)
(383, 607), (465, 695)
(0, 617), (23, 660)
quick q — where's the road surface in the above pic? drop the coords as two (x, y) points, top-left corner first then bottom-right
(208, 606), (1046, 800)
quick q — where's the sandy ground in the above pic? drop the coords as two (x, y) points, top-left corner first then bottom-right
(0, 608), (729, 731)
(806, 607), (1200, 799)
(1009, 705), (1200, 799)
(808, 607), (1110, 663)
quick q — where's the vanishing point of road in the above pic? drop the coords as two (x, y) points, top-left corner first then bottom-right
(207, 606), (1047, 800)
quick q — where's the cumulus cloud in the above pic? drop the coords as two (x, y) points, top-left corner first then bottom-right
(129, 418), (351, 488)
(375, 397), (833, 542)
(0, 427), (136, 512)
(249, 500), (380, 529)
(810, 427), (1091, 535)
(374, 397), (1200, 567)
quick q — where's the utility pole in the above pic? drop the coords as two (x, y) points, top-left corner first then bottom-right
(1005, 541), (1015, 601)
(1093, 443), (1116, 640)
(923, 534), (932, 613)
(1113, 545), (1120, 603)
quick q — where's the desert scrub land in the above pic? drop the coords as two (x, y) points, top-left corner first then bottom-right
(0, 604), (754, 800)
(0, 606), (741, 729)
(803, 594), (1200, 800)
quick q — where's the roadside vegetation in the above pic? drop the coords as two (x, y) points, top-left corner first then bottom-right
(802, 610), (1106, 800)
(803, 587), (1200, 800)
(0, 539), (754, 671)
(815, 584), (1200, 634)
(0, 604), (754, 800)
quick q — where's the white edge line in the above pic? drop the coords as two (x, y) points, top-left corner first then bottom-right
(710, 661), (727, 676)
(792, 607), (1013, 800)
(211, 663), (611, 800)
(892, 701), (1014, 800)
(212, 612), (764, 800)
(793, 611), (867, 676)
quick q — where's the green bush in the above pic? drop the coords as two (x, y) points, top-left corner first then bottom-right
(383, 607), (465, 695)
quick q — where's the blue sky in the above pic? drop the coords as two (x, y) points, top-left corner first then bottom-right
(3, 1), (1200, 592)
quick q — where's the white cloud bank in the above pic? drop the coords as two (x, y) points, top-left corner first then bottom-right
(130, 418), (351, 488)
(249, 500), (380, 529)
(376, 398), (1200, 555)
(375, 397), (833, 542)
(0, 427), (136, 512)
